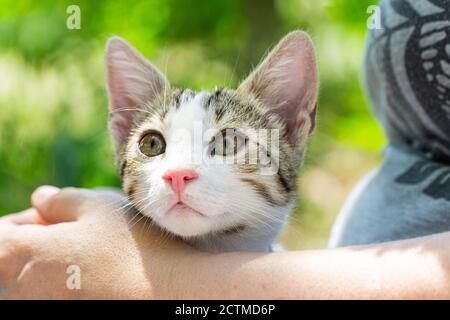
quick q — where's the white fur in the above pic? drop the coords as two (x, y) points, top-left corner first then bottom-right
(127, 92), (287, 248)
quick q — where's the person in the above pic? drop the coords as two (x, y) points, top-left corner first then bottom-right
(0, 185), (449, 299)
(329, 0), (450, 247)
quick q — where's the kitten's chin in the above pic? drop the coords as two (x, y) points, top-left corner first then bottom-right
(153, 204), (218, 238)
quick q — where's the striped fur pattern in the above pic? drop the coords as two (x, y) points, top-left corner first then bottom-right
(106, 31), (318, 252)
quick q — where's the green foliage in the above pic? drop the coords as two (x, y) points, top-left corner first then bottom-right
(0, 0), (385, 220)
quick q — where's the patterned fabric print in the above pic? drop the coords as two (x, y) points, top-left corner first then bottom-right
(365, 0), (450, 161)
(365, 0), (450, 200)
(395, 158), (450, 201)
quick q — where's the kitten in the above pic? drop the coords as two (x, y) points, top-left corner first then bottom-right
(105, 31), (318, 252)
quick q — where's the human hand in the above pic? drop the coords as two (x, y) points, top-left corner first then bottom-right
(0, 186), (199, 299)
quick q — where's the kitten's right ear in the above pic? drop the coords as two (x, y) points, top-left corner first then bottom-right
(237, 31), (318, 147)
(106, 36), (169, 152)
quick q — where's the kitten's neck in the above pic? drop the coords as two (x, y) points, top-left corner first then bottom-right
(188, 230), (274, 252)
(187, 205), (292, 253)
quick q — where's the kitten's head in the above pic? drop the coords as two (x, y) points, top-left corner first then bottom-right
(105, 31), (318, 239)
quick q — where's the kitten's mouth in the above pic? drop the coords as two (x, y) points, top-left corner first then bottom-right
(166, 201), (206, 217)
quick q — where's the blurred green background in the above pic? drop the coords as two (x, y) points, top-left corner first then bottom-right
(0, 0), (385, 249)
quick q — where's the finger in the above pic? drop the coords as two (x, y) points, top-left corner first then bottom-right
(32, 186), (88, 223)
(31, 185), (60, 211)
(32, 186), (122, 224)
(2, 208), (48, 225)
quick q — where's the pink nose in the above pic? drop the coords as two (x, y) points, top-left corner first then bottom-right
(162, 169), (198, 199)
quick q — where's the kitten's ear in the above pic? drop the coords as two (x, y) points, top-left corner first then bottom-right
(237, 31), (318, 146)
(105, 36), (169, 151)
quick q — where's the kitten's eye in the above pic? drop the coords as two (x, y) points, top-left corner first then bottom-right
(139, 131), (166, 157)
(211, 129), (246, 157)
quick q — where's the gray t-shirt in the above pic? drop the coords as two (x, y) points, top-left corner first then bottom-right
(330, 0), (450, 247)
(330, 145), (450, 247)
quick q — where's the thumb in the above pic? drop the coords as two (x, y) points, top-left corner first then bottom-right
(31, 186), (89, 223)
(32, 186), (126, 224)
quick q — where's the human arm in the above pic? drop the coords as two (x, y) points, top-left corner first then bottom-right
(187, 233), (450, 299)
(1, 186), (449, 299)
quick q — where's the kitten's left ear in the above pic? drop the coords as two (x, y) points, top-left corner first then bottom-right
(238, 31), (318, 146)
(106, 36), (169, 153)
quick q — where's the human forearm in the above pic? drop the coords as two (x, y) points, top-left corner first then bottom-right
(180, 233), (450, 299)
